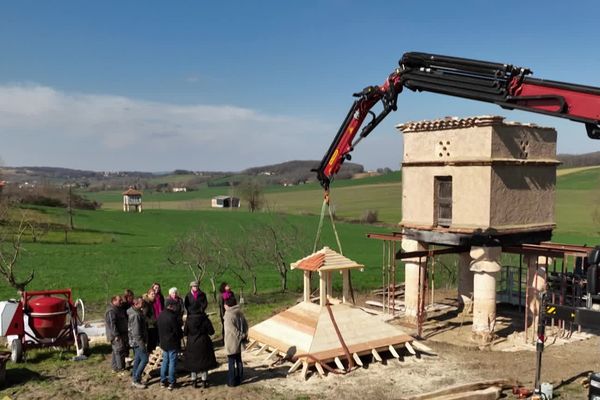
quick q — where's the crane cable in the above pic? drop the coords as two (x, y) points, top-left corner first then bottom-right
(312, 191), (355, 304)
(312, 192), (343, 255)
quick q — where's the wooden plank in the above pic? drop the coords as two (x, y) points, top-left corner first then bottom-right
(244, 339), (257, 352)
(403, 380), (511, 400)
(334, 357), (344, 371)
(256, 344), (268, 355)
(301, 360), (309, 381)
(314, 362), (326, 378)
(405, 341), (417, 355)
(371, 348), (382, 362)
(411, 340), (434, 354)
(263, 350), (278, 363)
(288, 359), (303, 374)
(352, 353), (363, 367)
(389, 345), (400, 358)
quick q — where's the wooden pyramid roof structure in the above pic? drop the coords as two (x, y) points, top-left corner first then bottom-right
(248, 247), (416, 379)
(291, 246), (364, 272)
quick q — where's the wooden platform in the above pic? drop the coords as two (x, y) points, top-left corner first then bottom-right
(248, 301), (417, 378)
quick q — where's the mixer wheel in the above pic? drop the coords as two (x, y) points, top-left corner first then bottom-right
(10, 339), (22, 363)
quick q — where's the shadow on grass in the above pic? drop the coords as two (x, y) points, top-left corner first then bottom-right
(4, 367), (47, 388)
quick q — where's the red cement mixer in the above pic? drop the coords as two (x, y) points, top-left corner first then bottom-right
(0, 289), (89, 362)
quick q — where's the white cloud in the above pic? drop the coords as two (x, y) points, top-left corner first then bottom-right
(0, 84), (335, 171)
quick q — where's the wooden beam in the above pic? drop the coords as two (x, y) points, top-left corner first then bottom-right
(388, 345), (400, 359)
(288, 359), (302, 374)
(334, 357), (345, 371)
(371, 348), (382, 363)
(352, 353), (363, 367)
(405, 342), (417, 355)
(301, 360), (309, 381)
(315, 362), (326, 378)
(256, 344), (268, 355)
(244, 339), (257, 352)
(411, 340), (434, 354)
(263, 350), (278, 363)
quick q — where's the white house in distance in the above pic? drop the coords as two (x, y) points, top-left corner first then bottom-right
(122, 187), (143, 212)
(211, 195), (240, 208)
(172, 187), (187, 193)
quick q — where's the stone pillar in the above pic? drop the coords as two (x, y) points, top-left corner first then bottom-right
(303, 271), (311, 303)
(319, 271), (327, 306)
(526, 255), (550, 337)
(470, 246), (501, 342)
(457, 253), (474, 313)
(402, 239), (428, 323)
(342, 270), (351, 304)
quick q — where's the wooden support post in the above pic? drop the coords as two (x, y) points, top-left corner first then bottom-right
(315, 362), (326, 378)
(371, 348), (382, 363)
(256, 344), (268, 355)
(411, 340), (434, 354)
(405, 341), (416, 355)
(334, 357), (345, 371)
(288, 359), (302, 374)
(319, 271), (327, 306)
(263, 350), (278, 363)
(388, 345), (400, 359)
(245, 339), (257, 352)
(353, 353), (363, 367)
(327, 271), (333, 299)
(304, 271), (311, 303)
(342, 270), (351, 304)
(301, 360), (309, 381)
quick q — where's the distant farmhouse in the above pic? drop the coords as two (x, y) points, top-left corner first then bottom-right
(211, 195), (240, 208)
(122, 187), (142, 212)
(172, 187), (187, 193)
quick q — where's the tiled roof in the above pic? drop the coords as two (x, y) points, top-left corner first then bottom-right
(291, 246), (364, 272)
(396, 115), (552, 133)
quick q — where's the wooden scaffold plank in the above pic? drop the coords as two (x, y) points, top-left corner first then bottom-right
(333, 356), (345, 371)
(353, 352), (363, 367)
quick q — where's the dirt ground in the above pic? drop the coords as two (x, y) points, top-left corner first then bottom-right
(2, 292), (599, 399)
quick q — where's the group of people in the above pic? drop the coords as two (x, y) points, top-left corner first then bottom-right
(105, 281), (248, 390)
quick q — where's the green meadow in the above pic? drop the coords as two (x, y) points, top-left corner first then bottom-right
(3, 167), (600, 317)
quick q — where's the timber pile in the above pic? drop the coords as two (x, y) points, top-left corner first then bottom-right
(371, 283), (405, 298)
(142, 347), (164, 383)
(401, 379), (513, 400)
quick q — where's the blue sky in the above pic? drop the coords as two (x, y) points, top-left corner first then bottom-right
(1, 1), (600, 171)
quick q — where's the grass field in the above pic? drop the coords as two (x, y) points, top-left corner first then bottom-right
(3, 167), (600, 317)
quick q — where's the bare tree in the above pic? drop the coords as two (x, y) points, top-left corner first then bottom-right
(236, 178), (265, 212)
(167, 225), (230, 301)
(231, 226), (264, 295)
(0, 205), (35, 292)
(254, 216), (310, 292)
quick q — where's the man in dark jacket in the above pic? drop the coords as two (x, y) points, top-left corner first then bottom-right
(127, 297), (148, 389)
(105, 295), (128, 373)
(184, 281), (208, 316)
(157, 302), (183, 390)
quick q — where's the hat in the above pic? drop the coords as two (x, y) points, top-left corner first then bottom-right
(190, 281), (199, 287)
